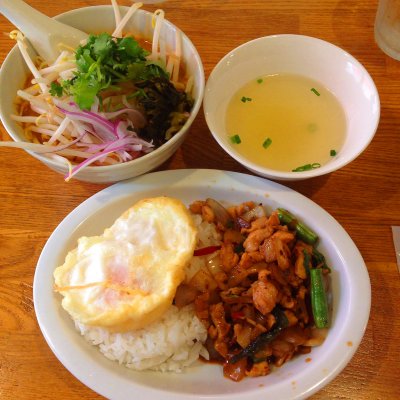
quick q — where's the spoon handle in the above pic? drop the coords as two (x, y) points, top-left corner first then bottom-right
(1, 0), (57, 32)
(0, 0), (87, 62)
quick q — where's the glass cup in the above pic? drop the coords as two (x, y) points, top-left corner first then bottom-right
(375, 0), (400, 60)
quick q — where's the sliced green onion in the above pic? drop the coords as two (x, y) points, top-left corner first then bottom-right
(230, 134), (242, 144)
(262, 137), (272, 149)
(311, 88), (320, 96)
(241, 96), (252, 103)
(292, 163), (321, 172)
(330, 149), (337, 156)
(257, 78), (263, 84)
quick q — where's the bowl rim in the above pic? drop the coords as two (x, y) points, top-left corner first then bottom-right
(0, 5), (205, 174)
(204, 34), (381, 180)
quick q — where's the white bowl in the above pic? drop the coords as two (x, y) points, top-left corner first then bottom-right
(203, 34), (380, 181)
(0, 6), (204, 183)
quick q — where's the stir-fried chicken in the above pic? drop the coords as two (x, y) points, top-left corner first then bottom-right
(183, 199), (330, 382)
(252, 271), (279, 315)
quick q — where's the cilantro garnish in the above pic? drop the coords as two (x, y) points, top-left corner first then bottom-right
(49, 82), (63, 97)
(58, 33), (169, 109)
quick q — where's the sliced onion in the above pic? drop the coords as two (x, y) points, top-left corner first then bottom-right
(103, 107), (146, 128)
(65, 142), (138, 180)
(278, 326), (309, 346)
(207, 254), (222, 276)
(303, 328), (328, 347)
(236, 217), (251, 229)
(205, 198), (232, 226)
(241, 205), (267, 222)
(174, 284), (198, 308)
(57, 104), (117, 141)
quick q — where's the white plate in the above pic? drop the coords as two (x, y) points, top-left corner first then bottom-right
(34, 169), (371, 400)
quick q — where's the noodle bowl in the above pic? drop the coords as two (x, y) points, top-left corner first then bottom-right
(0, 4), (204, 183)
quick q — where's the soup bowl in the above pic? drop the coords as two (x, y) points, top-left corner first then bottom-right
(0, 5), (204, 183)
(203, 34), (380, 181)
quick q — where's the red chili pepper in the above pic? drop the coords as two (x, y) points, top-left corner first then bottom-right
(193, 245), (221, 256)
(231, 311), (245, 319)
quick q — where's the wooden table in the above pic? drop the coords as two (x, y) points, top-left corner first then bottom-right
(0, 0), (399, 399)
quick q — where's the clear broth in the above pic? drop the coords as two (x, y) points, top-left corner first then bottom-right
(225, 74), (346, 172)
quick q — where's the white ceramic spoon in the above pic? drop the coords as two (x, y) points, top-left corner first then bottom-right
(0, 0), (88, 62)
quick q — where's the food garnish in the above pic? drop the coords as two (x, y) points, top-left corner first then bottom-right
(56, 32), (169, 110)
(262, 137), (272, 149)
(230, 134), (242, 144)
(311, 87), (320, 96)
(291, 163), (322, 172)
(240, 96), (252, 103)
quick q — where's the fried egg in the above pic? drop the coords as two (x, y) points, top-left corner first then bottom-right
(54, 197), (197, 332)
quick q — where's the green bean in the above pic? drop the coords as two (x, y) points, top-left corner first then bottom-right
(310, 268), (329, 328)
(277, 208), (318, 245)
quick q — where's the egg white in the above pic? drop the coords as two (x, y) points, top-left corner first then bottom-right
(54, 197), (197, 332)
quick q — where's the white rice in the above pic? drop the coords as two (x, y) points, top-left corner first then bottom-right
(74, 213), (221, 372)
(184, 213), (222, 282)
(76, 304), (208, 372)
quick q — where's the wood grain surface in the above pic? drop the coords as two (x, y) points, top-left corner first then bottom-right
(0, 1), (399, 399)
